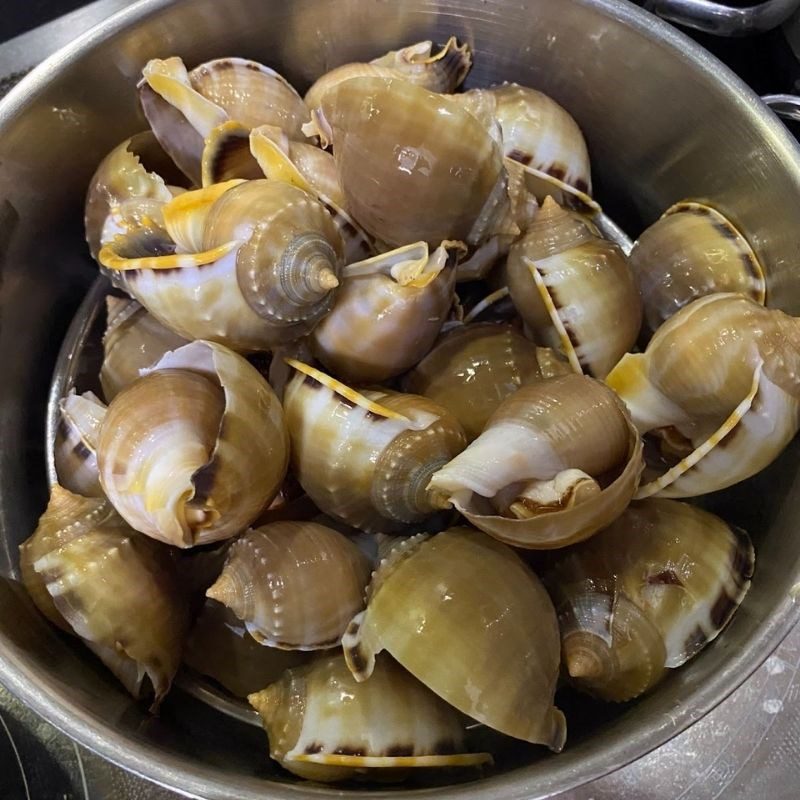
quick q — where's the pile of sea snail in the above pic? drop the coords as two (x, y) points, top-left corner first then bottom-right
(27, 35), (798, 783)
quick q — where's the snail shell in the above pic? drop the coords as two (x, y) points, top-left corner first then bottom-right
(428, 374), (644, 548)
(506, 196), (642, 378)
(54, 391), (106, 498)
(342, 527), (566, 750)
(405, 322), (570, 441)
(629, 201), (766, 336)
(309, 241), (462, 383)
(311, 76), (509, 248)
(488, 83), (597, 213)
(247, 124), (375, 263)
(19, 486), (190, 708)
(84, 132), (183, 259)
(99, 180), (345, 351)
(100, 296), (189, 401)
(545, 498), (754, 701)
(184, 600), (310, 698)
(139, 56), (309, 185)
(283, 360), (467, 533)
(97, 340), (289, 547)
(305, 37), (471, 111)
(606, 293), (800, 498)
(206, 521), (371, 649)
(248, 652), (491, 782)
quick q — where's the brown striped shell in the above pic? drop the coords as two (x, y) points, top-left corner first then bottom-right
(283, 361), (467, 533)
(19, 486), (190, 708)
(629, 201), (766, 337)
(545, 499), (754, 702)
(248, 652), (491, 782)
(97, 341), (288, 547)
(206, 521), (371, 650)
(506, 196), (642, 378)
(428, 374), (644, 548)
(342, 528), (566, 750)
(53, 391), (106, 498)
(606, 293), (800, 498)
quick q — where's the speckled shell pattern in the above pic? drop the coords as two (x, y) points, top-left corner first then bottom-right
(206, 521), (371, 649)
(342, 528), (566, 751)
(102, 180), (345, 352)
(248, 652), (490, 782)
(428, 374), (644, 548)
(283, 362), (467, 533)
(545, 499), (754, 701)
(19, 486), (190, 708)
(606, 293), (800, 498)
(97, 340), (288, 547)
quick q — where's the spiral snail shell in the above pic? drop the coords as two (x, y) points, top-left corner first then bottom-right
(98, 179), (345, 351)
(309, 76), (510, 248)
(343, 527), (566, 750)
(628, 201), (766, 336)
(606, 293), (800, 498)
(206, 521), (371, 649)
(283, 360), (467, 533)
(97, 340), (289, 547)
(248, 652), (491, 782)
(20, 486), (190, 708)
(428, 374), (644, 548)
(54, 391), (106, 498)
(545, 498), (754, 702)
(139, 56), (310, 185)
(405, 322), (571, 441)
(310, 241), (462, 383)
(506, 196), (642, 378)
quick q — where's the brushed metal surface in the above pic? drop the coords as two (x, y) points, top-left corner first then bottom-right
(644, 0), (800, 35)
(2, 1), (800, 798)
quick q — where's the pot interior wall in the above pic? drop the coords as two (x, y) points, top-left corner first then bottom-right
(2, 1), (800, 797)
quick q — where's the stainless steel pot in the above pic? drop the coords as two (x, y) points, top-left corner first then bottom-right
(2, 1), (800, 797)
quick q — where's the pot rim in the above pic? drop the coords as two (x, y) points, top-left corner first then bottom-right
(2, 0), (800, 797)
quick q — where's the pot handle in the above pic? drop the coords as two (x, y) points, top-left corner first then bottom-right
(642, 0), (800, 36)
(762, 93), (800, 122)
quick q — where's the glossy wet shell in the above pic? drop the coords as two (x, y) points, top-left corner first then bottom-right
(317, 76), (507, 247)
(405, 323), (566, 441)
(342, 527), (566, 750)
(506, 197), (642, 378)
(606, 294), (800, 497)
(97, 341), (288, 547)
(106, 180), (345, 351)
(489, 83), (595, 212)
(184, 600), (310, 698)
(100, 296), (189, 401)
(206, 521), (371, 649)
(54, 391), (106, 498)
(139, 56), (309, 184)
(428, 374), (644, 548)
(310, 242), (460, 383)
(304, 37), (472, 111)
(19, 486), (190, 708)
(546, 499), (754, 701)
(249, 652), (491, 782)
(629, 201), (766, 336)
(283, 362), (466, 533)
